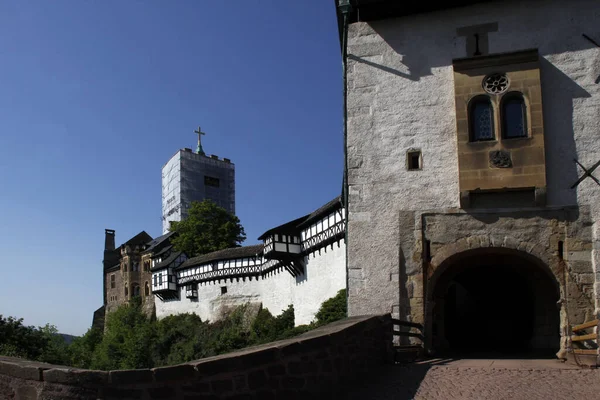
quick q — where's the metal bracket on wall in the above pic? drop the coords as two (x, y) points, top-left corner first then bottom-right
(570, 159), (600, 189)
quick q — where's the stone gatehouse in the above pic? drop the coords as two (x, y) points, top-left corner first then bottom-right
(338, 0), (600, 357)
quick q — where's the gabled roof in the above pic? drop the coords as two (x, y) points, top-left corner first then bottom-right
(144, 231), (175, 254)
(298, 197), (342, 229)
(176, 244), (264, 271)
(123, 231), (153, 248)
(257, 196), (342, 239)
(257, 216), (309, 240)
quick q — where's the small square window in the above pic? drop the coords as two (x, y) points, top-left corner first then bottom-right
(221, 286), (227, 295)
(407, 150), (422, 171)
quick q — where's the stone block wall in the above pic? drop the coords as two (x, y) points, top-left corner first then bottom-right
(0, 315), (391, 400)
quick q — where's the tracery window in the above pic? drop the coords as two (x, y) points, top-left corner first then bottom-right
(502, 93), (528, 139)
(469, 96), (495, 141)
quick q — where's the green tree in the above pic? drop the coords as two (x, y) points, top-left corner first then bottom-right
(91, 298), (156, 370)
(169, 200), (246, 257)
(38, 324), (71, 365)
(68, 327), (103, 369)
(0, 315), (49, 360)
(153, 313), (211, 366)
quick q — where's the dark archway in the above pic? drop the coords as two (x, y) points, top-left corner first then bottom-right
(430, 248), (560, 357)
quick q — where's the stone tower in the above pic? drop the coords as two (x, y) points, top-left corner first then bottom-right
(161, 128), (235, 234)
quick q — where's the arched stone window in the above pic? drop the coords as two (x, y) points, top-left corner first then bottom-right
(502, 92), (528, 139)
(145, 282), (150, 297)
(469, 96), (495, 142)
(124, 286), (128, 297)
(132, 284), (141, 297)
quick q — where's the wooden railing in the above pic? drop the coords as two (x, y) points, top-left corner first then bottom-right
(570, 319), (599, 357)
(391, 319), (424, 362)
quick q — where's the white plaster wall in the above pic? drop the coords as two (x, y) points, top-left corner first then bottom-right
(155, 278), (263, 321)
(291, 243), (346, 325)
(346, 0), (600, 316)
(155, 241), (346, 325)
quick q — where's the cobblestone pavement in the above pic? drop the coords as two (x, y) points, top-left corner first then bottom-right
(347, 359), (600, 400)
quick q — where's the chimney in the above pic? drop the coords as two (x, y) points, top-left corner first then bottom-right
(105, 229), (115, 251)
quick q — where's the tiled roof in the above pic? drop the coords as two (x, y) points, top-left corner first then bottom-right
(176, 244), (264, 270)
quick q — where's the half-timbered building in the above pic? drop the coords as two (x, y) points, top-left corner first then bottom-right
(153, 197), (346, 325)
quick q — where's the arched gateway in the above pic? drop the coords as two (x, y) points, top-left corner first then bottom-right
(426, 247), (561, 357)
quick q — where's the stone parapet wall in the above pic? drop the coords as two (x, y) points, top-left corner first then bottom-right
(0, 315), (391, 400)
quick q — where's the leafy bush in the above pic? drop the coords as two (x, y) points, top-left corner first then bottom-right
(314, 289), (347, 326)
(0, 288), (349, 370)
(90, 297), (156, 370)
(0, 315), (70, 364)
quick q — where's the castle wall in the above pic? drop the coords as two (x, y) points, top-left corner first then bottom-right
(155, 241), (346, 325)
(345, 0), (600, 348)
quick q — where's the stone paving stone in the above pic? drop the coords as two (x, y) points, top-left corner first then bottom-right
(346, 359), (600, 400)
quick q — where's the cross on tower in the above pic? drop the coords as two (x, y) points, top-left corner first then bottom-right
(194, 126), (206, 155)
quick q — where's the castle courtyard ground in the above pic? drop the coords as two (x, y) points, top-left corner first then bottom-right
(347, 358), (600, 400)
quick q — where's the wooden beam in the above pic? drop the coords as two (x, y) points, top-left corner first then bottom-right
(572, 349), (598, 355)
(571, 333), (597, 342)
(572, 319), (599, 332)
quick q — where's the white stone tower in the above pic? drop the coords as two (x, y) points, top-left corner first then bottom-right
(161, 127), (235, 233)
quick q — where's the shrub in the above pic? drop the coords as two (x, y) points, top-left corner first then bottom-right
(314, 289), (347, 326)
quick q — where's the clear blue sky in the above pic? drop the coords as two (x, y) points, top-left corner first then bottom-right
(0, 1), (342, 336)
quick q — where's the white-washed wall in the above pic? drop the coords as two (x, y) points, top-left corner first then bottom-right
(346, 0), (600, 315)
(154, 240), (346, 325)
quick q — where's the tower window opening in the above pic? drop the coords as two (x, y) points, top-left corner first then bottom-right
(407, 150), (422, 171)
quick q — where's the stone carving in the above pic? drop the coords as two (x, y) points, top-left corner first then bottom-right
(483, 73), (510, 94)
(489, 150), (512, 168)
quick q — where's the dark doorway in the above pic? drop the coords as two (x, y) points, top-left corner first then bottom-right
(432, 250), (560, 357)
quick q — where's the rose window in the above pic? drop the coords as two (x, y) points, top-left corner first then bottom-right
(482, 73), (509, 95)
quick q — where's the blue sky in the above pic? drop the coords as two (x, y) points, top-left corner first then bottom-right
(0, 1), (342, 336)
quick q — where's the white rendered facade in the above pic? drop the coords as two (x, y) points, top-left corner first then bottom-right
(153, 200), (347, 326)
